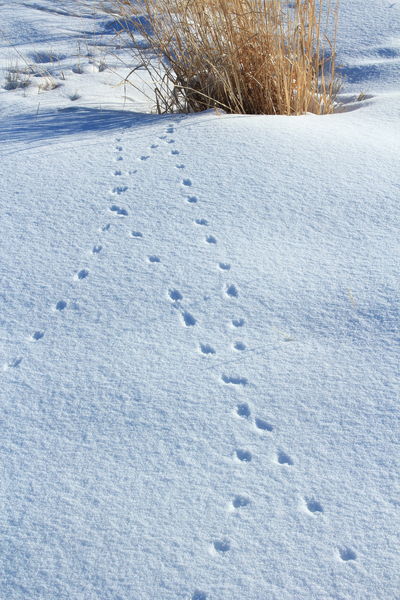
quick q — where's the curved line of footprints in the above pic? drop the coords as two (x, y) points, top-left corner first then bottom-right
(2, 119), (357, 600)
(162, 122), (358, 600)
(2, 124), (164, 369)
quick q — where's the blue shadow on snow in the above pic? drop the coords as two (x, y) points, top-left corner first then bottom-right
(0, 107), (176, 145)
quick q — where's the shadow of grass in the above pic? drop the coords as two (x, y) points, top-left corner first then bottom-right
(0, 106), (178, 145)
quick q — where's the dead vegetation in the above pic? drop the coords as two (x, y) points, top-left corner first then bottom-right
(110, 0), (340, 115)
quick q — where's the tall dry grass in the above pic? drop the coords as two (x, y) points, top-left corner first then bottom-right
(111, 0), (339, 115)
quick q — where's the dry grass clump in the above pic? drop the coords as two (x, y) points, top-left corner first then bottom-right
(112, 0), (339, 115)
(3, 65), (31, 90)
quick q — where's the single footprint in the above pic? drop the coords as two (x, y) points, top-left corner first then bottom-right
(206, 235), (217, 244)
(187, 196), (198, 204)
(7, 357), (23, 368)
(148, 255), (160, 263)
(212, 539), (230, 554)
(114, 170), (122, 176)
(159, 135), (167, 140)
(199, 343), (216, 355)
(225, 284), (239, 298)
(182, 311), (196, 327)
(112, 186), (128, 195)
(55, 300), (67, 311)
(277, 450), (293, 465)
(233, 341), (246, 351)
(236, 403), (251, 418)
(235, 449), (252, 462)
(222, 374), (248, 386)
(92, 245), (102, 254)
(76, 269), (89, 280)
(255, 418), (273, 432)
(115, 156), (123, 161)
(31, 331), (44, 341)
(169, 289), (183, 301)
(182, 178), (192, 187)
(171, 149), (180, 155)
(150, 144), (158, 149)
(339, 547), (357, 561)
(232, 318), (245, 328)
(192, 592), (207, 600)
(195, 218), (208, 226)
(110, 205), (128, 216)
(131, 231), (143, 239)
(232, 495), (250, 509)
(166, 127), (174, 133)
(101, 224), (111, 232)
(140, 155), (150, 161)
(176, 164), (185, 169)
(305, 499), (323, 514)
(116, 146), (123, 151)
(167, 139), (175, 144)
(219, 262), (231, 270)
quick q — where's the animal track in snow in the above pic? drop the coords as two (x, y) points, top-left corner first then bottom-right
(131, 231), (143, 239)
(167, 139), (175, 144)
(176, 164), (185, 169)
(182, 311), (196, 327)
(192, 591), (207, 600)
(236, 403), (251, 418)
(222, 374), (248, 386)
(171, 150), (180, 155)
(231, 495), (250, 509)
(110, 205), (128, 216)
(233, 341), (246, 351)
(212, 539), (230, 554)
(169, 289), (183, 301)
(277, 450), (293, 466)
(55, 300), (67, 311)
(101, 224), (111, 232)
(182, 178), (192, 187)
(255, 418), (273, 432)
(218, 262), (231, 270)
(140, 155), (150, 161)
(159, 135), (167, 140)
(235, 449), (252, 462)
(206, 236), (217, 244)
(115, 156), (123, 161)
(166, 126), (174, 133)
(114, 170), (122, 176)
(31, 331), (44, 341)
(232, 318), (245, 328)
(75, 269), (89, 280)
(112, 185), (128, 195)
(5, 357), (23, 369)
(195, 218), (208, 226)
(115, 146), (123, 151)
(225, 284), (239, 298)
(148, 255), (161, 263)
(199, 343), (216, 355)
(92, 245), (102, 254)
(339, 547), (357, 561)
(305, 499), (323, 513)
(150, 144), (158, 149)
(187, 196), (198, 204)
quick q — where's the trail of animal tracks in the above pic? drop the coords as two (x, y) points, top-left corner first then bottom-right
(0, 1), (399, 599)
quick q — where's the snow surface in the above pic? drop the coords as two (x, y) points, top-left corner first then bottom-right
(0, 1), (399, 599)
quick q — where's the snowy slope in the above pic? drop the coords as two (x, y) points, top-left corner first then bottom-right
(0, 2), (399, 600)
